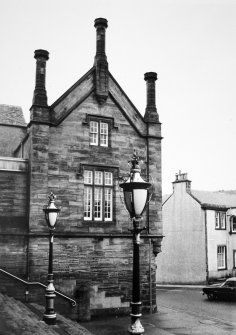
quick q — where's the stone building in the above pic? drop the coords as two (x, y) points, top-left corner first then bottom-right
(157, 171), (236, 285)
(0, 18), (163, 320)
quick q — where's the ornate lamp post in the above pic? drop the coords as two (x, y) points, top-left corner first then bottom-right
(120, 151), (151, 335)
(43, 192), (61, 325)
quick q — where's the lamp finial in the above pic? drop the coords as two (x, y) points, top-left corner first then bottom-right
(48, 192), (56, 203)
(129, 150), (140, 170)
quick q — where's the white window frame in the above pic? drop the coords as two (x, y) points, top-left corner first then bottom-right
(220, 212), (226, 229)
(215, 212), (220, 229)
(84, 169), (113, 222)
(104, 186), (113, 221)
(217, 245), (227, 270)
(84, 186), (93, 220)
(215, 211), (226, 230)
(84, 170), (93, 221)
(94, 187), (103, 221)
(100, 122), (108, 147)
(89, 120), (109, 147)
(89, 121), (99, 146)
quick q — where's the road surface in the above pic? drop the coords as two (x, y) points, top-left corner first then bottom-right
(157, 287), (236, 331)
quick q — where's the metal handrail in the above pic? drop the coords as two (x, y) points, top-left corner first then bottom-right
(0, 268), (77, 306)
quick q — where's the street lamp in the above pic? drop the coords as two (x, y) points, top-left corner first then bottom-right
(120, 151), (151, 335)
(43, 192), (61, 325)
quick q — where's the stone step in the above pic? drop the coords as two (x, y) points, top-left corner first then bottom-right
(0, 293), (93, 335)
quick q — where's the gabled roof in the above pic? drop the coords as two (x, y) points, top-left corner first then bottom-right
(34, 18), (160, 139)
(0, 104), (26, 127)
(191, 190), (236, 209)
(162, 189), (236, 209)
(50, 68), (148, 137)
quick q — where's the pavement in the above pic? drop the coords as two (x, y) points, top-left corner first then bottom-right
(82, 302), (236, 335)
(1, 286), (236, 335)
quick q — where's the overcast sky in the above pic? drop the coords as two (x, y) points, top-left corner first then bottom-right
(1, 0), (236, 194)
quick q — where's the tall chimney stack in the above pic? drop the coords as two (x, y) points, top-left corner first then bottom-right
(32, 49), (49, 106)
(94, 18), (108, 64)
(94, 18), (109, 104)
(144, 72), (159, 123)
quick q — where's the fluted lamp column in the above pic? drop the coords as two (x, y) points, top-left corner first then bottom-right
(120, 151), (151, 335)
(43, 192), (60, 325)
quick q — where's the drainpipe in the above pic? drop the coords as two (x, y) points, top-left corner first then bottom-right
(204, 209), (209, 284)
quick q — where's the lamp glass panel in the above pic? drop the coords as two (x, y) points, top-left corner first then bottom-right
(48, 212), (57, 228)
(124, 190), (134, 216)
(133, 188), (147, 216)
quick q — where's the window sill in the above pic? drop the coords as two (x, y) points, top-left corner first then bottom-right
(89, 145), (112, 151)
(83, 220), (116, 227)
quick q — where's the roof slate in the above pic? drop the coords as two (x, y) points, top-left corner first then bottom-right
(0, 104), (26, 127)
(163, 190), (236, 208)
(191, 190), (236, 208)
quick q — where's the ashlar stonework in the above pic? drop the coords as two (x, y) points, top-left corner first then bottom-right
(0, 18), (163, 320)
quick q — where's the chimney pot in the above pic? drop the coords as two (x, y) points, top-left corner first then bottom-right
(34, 49), (49, 61)
(94, 18), (109, 104)
(144, 71), (159, 123)
(94, 18), (108, 60)
(32, 49), (49, 107)
(144, 72), (157, 82)
(94, 17), (108, 29)
(172, 172), (191, 192)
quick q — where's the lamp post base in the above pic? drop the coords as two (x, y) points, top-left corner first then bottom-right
(43, 313), (57, 325)
(43, 280), (56, 325)
(128, 317), (144, 334)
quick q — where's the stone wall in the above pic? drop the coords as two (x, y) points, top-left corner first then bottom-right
(0, 168), (28, 231)
(25, 88), (161, 317)
(27, 236), (155, 317)
(0, 68), (162, 320)
(0, 167), (28, 298)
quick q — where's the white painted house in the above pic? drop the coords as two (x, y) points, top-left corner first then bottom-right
(156, 172), (236, 284)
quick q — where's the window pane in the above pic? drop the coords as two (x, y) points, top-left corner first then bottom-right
(232, 217), (236, 232)
(215, 212), (220, 229)
(95, 171), (103, 185)
(94, 188), (102, 220)
(220, 213), (226, 229)
(84, 170), (93, 184)
(217, 246), (226, 269)
(90, 121), (98, 145)
(104, 172), (113, 185)
(84, 186), (92, 220)
(100, 122), (108, 146)
(105, 188), (113, 221)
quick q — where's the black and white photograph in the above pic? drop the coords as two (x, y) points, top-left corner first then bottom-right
(0, 0), (236, 334)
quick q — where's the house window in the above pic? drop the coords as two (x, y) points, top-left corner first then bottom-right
(233, 250), (236, 268)
(217, 245), (227, 270)
(215, 212), (220, 229)
(215, 211), (226, 230)
(231, 216), (236, 233)
(84, 169), (113, 221)
(89, 120), (109, 147)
